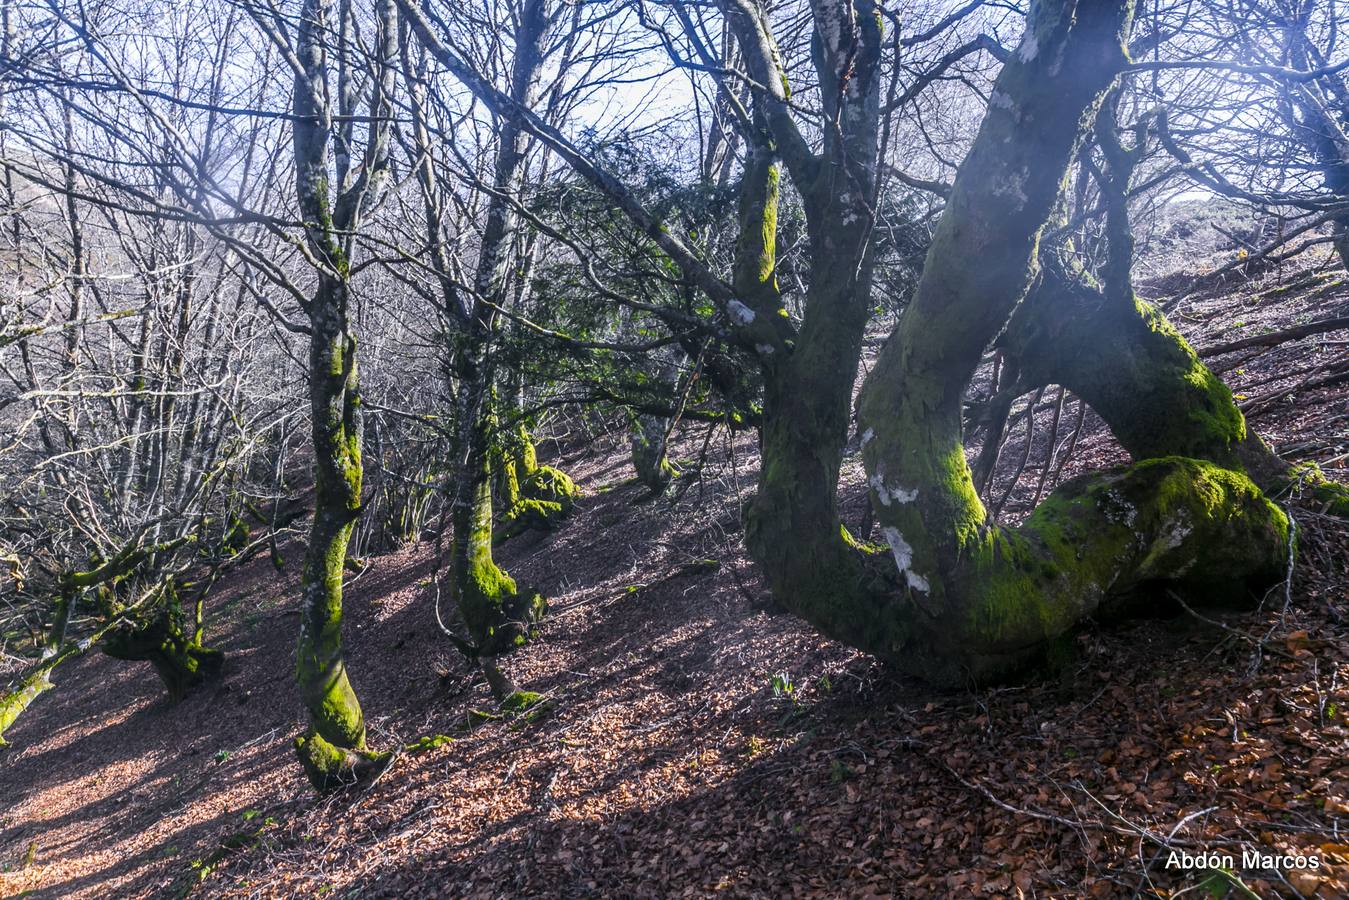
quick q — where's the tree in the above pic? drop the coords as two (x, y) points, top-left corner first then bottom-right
(284, 0), (398, 789)
(398, 0), (586, 700)
(0, 0), (293, 738)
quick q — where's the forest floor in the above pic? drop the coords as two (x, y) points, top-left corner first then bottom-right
(1, 252), (1347, 898)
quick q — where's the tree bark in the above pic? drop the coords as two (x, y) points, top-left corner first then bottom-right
(293, 272), (389, 790)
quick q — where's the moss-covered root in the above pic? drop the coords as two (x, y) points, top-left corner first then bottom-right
(294, 729), (393, 792)
(629, 413), (675, 497)
(899, 458), (1290, 686)
(497, 465), (579, 541)
(1276, 462), (1349, 518)
(0, 669), (55, 748)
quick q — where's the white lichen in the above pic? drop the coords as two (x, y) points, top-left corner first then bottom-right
(989, 90), (1015, 111)
(881, 526), (912, 570)
(860, 427), (875, 447)
(1018, 32), (1039, 63)
(870, 473), (919, 506)
(1160, 516), (1192, 550)
(881, 526), (931, 594)
(755, 343), (775, 356)
(1102, 491), (1138, 527)
(727, 299), (756, 326)
(994, 169), (1029, 205)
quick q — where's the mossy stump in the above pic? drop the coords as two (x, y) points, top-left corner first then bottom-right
(498, 466), (579, 541)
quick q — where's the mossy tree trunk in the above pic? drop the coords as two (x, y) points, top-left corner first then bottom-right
(289, 0), (396, 791)
(494, 422), (537, 511)
(998, 93), (1349, 517)
(848, 0), (1292, 684)
(293, 278), (390, 787)
(5, 534), (224, 732)
(726, 0), (893, 637)
(103, 611), (223, 701)
(0, 666), (56, 748)
(627, 354), (689, 497)
(433, 0), (554, 697)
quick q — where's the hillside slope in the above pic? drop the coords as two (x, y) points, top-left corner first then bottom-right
(1, 255), (1347, 898)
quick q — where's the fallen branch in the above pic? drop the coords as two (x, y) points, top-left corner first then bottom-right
(1199, 316), (1349, 358)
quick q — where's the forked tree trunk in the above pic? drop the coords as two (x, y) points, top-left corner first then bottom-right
(401, 0), (1315, 689)
(1, 584), (191, 745)
(289, 0), (396, 791)
(738, 3), (891, 646)
(847, 0), (1291, 684)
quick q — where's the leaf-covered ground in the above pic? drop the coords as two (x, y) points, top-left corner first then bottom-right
(1, 254), (1346, 898)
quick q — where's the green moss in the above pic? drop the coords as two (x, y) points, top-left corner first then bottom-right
(310, 667), (366, 749)
(499, 690), (545, 713)
(860, 457), (1289, 685)
(1157, 317), (1247, 449)
(1282, 461), (1349, 517)
(406, 734), (453, 753)
(526, 466), (579, 506)
(733, 152), (781, 306)
(497, 465), (579, 540)
(514, 425), (538, 475)
(466, 709), (500, 728)
(0, 670), (55, 747)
